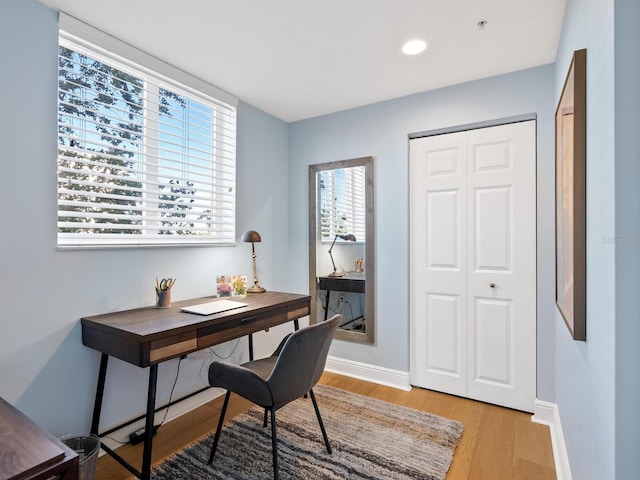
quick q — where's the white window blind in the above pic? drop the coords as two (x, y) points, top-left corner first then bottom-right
(318, 166), (366, 242)
(57, 35), (236, 247)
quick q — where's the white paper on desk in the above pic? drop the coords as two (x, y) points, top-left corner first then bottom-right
(180, 299), (248, 316)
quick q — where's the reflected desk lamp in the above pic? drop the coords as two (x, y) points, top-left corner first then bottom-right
(328, 233), (356, 277)
(242, 230), (266, 293)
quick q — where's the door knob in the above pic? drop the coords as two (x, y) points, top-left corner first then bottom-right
(489, 283), (496, 288)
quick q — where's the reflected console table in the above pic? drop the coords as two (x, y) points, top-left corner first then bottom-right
(318, 272), (365, 324)
(81, 291), (310, 480)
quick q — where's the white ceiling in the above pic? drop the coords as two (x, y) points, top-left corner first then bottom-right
(40, 0), (566, 122)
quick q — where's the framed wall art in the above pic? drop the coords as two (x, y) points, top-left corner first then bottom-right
(555, 48), (587, 341)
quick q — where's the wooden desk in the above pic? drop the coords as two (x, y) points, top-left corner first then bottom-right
(81, 291), (310, 480)
(0, 397), (79, 480)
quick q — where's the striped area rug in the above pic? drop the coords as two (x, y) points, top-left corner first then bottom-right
(152, 384), (464, 479)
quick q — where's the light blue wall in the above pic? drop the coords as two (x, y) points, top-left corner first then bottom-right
(0, 0), (292, 435)
(288, 66), (557, 400)
(553, 0), (617, 478)
(614, 0), (640, 477)
(5, 4), (636, 477)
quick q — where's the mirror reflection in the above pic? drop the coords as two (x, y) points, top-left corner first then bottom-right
(309, 156), (374, 344)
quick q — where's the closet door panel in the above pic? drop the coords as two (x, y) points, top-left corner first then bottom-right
(467, 121), (536, 412)
(410, 132), (467, 396)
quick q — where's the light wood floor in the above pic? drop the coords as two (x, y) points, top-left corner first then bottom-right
(95, 372), (556, 480)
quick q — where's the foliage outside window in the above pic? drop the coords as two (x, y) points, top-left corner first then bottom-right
(57, 37), (236, 247)
(318, 166), (366, 243)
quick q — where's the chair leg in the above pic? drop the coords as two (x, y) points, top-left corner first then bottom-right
(208, 391), (231, 465)
(309, 389), (332, 454)
(270, 408), (279, 480)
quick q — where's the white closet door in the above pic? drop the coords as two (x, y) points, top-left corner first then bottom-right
(465, 122), (536, 411)
(409, 130), (468, 397)
(410, 121), (536, 412)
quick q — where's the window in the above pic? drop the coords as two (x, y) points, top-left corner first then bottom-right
(318, 166), (366, 242)
(57, 34), (236, 247)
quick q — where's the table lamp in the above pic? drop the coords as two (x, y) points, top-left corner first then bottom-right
(328, 233), (356, 277)
(242, 230), (266, 293)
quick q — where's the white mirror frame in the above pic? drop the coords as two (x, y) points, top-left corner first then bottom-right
(308, 156), (375, 344)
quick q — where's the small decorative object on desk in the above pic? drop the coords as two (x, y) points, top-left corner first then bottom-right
(216, 275), (232, 297)
(155, 277), (175, 308)
(232, 275), (248, 296)
(354, 258), (363, 273)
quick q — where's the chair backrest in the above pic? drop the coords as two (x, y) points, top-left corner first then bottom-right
(266, 314), (341, 408)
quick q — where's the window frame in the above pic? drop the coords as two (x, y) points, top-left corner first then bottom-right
(56, 19), (237, 249)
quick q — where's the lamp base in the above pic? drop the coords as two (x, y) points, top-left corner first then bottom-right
(328, 271), (344, 277)
(248, 285), (266, 293)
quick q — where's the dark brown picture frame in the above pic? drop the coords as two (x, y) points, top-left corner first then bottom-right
(555, 49), (587, 341)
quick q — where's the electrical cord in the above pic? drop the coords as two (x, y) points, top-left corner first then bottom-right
(154, 335), (253, 426)
(198, 348), (214, 385)
(320, 293), (358, 326)
(128, 345), (239, 442)
(102, 434), (128, 445)
(126, 356), (183, 444)
(324, 296), (342, 316)
(337, 300), (356, 327)
(158, 355), (183, 427)
(346, 301), (354, 323)
(193, 338), (242, 385)
(210, 338), (241, 360)
(320, 291), (361, 326)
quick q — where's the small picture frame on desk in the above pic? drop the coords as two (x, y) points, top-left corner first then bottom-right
(216, 275), (232, 297)
(231, 275), (248, 296)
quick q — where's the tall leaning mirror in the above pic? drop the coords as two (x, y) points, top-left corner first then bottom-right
(309, 156), (374, 344)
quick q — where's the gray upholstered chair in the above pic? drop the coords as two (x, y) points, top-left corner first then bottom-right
(207, 314), (341, 480)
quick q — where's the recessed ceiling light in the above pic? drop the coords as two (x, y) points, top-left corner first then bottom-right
(402, 39), (429, 56)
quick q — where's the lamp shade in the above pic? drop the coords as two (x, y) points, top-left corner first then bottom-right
(337, 234), (356, 242)
(241, 230), (261, 243)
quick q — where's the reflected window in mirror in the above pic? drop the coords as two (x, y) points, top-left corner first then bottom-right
(318, 166), (366, 244)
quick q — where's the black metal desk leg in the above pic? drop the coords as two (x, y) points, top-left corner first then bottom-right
(248, 333), (254, 361)
(141, 364), (158, 480)
(294, 319), (300, 331)
(323, 290), (331, 321)
(90, 353), (109, 435)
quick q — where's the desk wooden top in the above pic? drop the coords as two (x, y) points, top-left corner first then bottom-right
(81, 291), (310, 367)
(0, 397), (78, 480)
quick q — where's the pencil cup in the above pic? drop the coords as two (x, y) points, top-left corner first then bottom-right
(355, 258), (363, 273)
(156, 289), (171, 308)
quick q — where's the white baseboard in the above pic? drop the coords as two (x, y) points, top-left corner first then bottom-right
(532, 399), (572, 480)
(99, 386), (225, 454)
(325, 356), (412, 391)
